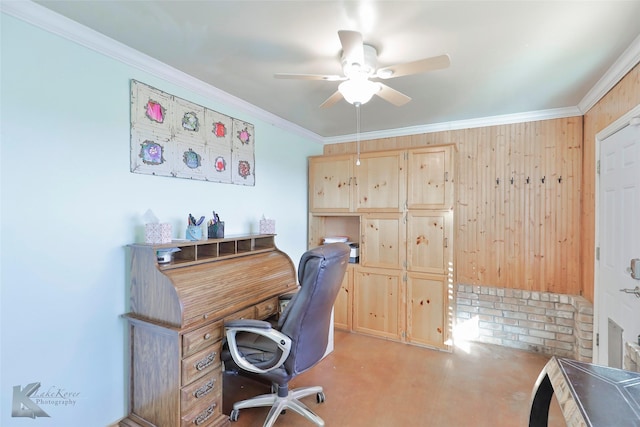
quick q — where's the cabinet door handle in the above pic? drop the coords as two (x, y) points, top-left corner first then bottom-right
(444, 238), (448, 248)
(445, 171), (449, 182)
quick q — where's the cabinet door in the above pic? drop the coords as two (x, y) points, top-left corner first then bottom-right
(353, 267), (403, 340)
(407, 146), (454, 209)
(406, 210), (452, 275)
(355, 151), (406, 212)
(361, 213), (405, 269)
(334, 265), (353, 330)
(309, 155), (354, 212)
(406, 272), (449, 350)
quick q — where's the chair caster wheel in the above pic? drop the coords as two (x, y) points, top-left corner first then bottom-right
(317, 391), (326, 403)
(230, 409), (240, 422)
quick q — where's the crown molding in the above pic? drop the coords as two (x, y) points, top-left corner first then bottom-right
(1, 0), (325, 144)
(323, 106), (583, 145)
(578, 33), (640, 114)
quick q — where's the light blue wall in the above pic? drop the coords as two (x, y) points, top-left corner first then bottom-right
(0, 13), (322, 426)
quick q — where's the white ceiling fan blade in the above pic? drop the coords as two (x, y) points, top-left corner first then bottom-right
(377, 54), (450, 79)
(274, 73), (345, 81)
(376, 83), (411, 106)
(319, 90), (344, 108)
(338, 30), (364, 65)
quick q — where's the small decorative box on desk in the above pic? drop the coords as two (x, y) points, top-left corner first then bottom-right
(121, 234), (296, 427)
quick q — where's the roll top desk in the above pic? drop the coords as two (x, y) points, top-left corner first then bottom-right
(120, 235), (297, 427)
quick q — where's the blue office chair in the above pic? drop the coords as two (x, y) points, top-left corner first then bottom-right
(222, 243), (349, 427)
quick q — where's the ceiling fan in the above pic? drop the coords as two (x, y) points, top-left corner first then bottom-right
(275, 30), (450, 108)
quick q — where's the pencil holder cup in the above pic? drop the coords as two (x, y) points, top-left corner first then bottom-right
(208, 222), (224, 239)
(186, 225), (202, 241)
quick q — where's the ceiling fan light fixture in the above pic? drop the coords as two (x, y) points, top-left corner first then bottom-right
(338, 78), (380, 105)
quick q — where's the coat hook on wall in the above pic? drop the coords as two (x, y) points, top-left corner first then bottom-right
(541, 176), (545, 184)
(526, 176), (530, 184)
(510, 177), (514, 185)
(496, 177), (500, 185)
(558, 176), (562, 184)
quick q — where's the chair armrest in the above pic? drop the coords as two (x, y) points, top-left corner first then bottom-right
(225, 319), (271, 329)
(225, 323), (292, 374)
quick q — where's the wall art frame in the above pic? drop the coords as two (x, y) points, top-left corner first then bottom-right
(130, 79), (255, 186)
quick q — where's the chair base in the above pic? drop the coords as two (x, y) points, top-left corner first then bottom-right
(230, 385), (326, 427)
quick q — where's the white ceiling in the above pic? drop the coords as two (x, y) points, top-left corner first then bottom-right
(13, 1), (640, 141)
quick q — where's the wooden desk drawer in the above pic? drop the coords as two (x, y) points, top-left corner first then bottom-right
(224, 306), (255, 323)
(182, 341), (221, 386)
(183, 320), (223, 358)
(181, 370), (222, 412)
(255, 297), (279, 319)
(180, 392), (222, 427)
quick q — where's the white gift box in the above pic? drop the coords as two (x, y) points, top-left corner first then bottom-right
(259, 218), (275, 234)
(145, 223), (172, 244)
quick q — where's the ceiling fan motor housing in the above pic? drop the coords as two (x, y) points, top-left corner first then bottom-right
(342, 44), (378, 78)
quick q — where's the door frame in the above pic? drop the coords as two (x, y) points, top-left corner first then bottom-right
(593, 103), (640, 364)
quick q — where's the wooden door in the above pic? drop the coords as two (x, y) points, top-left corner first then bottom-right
(407, 146), (454, 210)
(361, 213), (406, 269)
(334, 265), (353, 330)
(406, 272), (449, 349)
(309, 155), (354, 212)
(355, 150), (406, 212)
(353, 267), (403, 340)
(596, 121), (640, 366)
(407, 210), (453, 275)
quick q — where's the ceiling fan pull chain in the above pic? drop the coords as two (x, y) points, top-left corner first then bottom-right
(355, 102), (361, 166)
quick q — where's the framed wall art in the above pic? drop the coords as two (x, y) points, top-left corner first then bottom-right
(130, 80), (255, 186)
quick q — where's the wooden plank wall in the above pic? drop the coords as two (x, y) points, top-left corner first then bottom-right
(324, 117), (583, 296)
(582, 63), (640, 302)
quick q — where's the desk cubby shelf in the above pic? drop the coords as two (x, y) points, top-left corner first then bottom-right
(131, 234), (276, 269)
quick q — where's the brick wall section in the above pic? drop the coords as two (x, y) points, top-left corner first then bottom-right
(455, 284), (593, 361)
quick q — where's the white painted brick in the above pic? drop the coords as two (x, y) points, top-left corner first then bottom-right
(530, 329), (557, 340)
(519, 335), (545, 345)
(544, 339), (573, 351)
(518, 320), (545, 331)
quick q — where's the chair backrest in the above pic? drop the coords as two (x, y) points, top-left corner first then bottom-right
(278, 243), (349, 376)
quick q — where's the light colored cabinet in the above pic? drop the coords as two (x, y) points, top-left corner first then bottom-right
(406, 210), (453, 275)
(309, 154), (353, 212)
(407, 146), (455, 210)
(406, 272), (448, 348)
(309, 151), (405, 213)
(360, 213), (405, 269)
(308, 144), (456, 351)
(353, 267), (403, 340)
(355, 151), (405, 212)
(334, 265), (353, 330)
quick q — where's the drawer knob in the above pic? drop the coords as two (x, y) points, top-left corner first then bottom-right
(203, 313), (208, 319)
(204, 333), (211, 340)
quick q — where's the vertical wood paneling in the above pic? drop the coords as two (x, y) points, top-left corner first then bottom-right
(582, 63), (640, 302)
(324, 117), (583, 295)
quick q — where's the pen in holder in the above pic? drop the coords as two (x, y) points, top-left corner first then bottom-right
(208, 221), (224, 239)
(186, 225), (202, 241)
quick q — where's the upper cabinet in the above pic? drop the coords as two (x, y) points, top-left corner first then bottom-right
(309, 151), (405, 213)
(407, 146), (455, 210)
(309, 154), (354, 212)
(355, 151), (405, 212)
